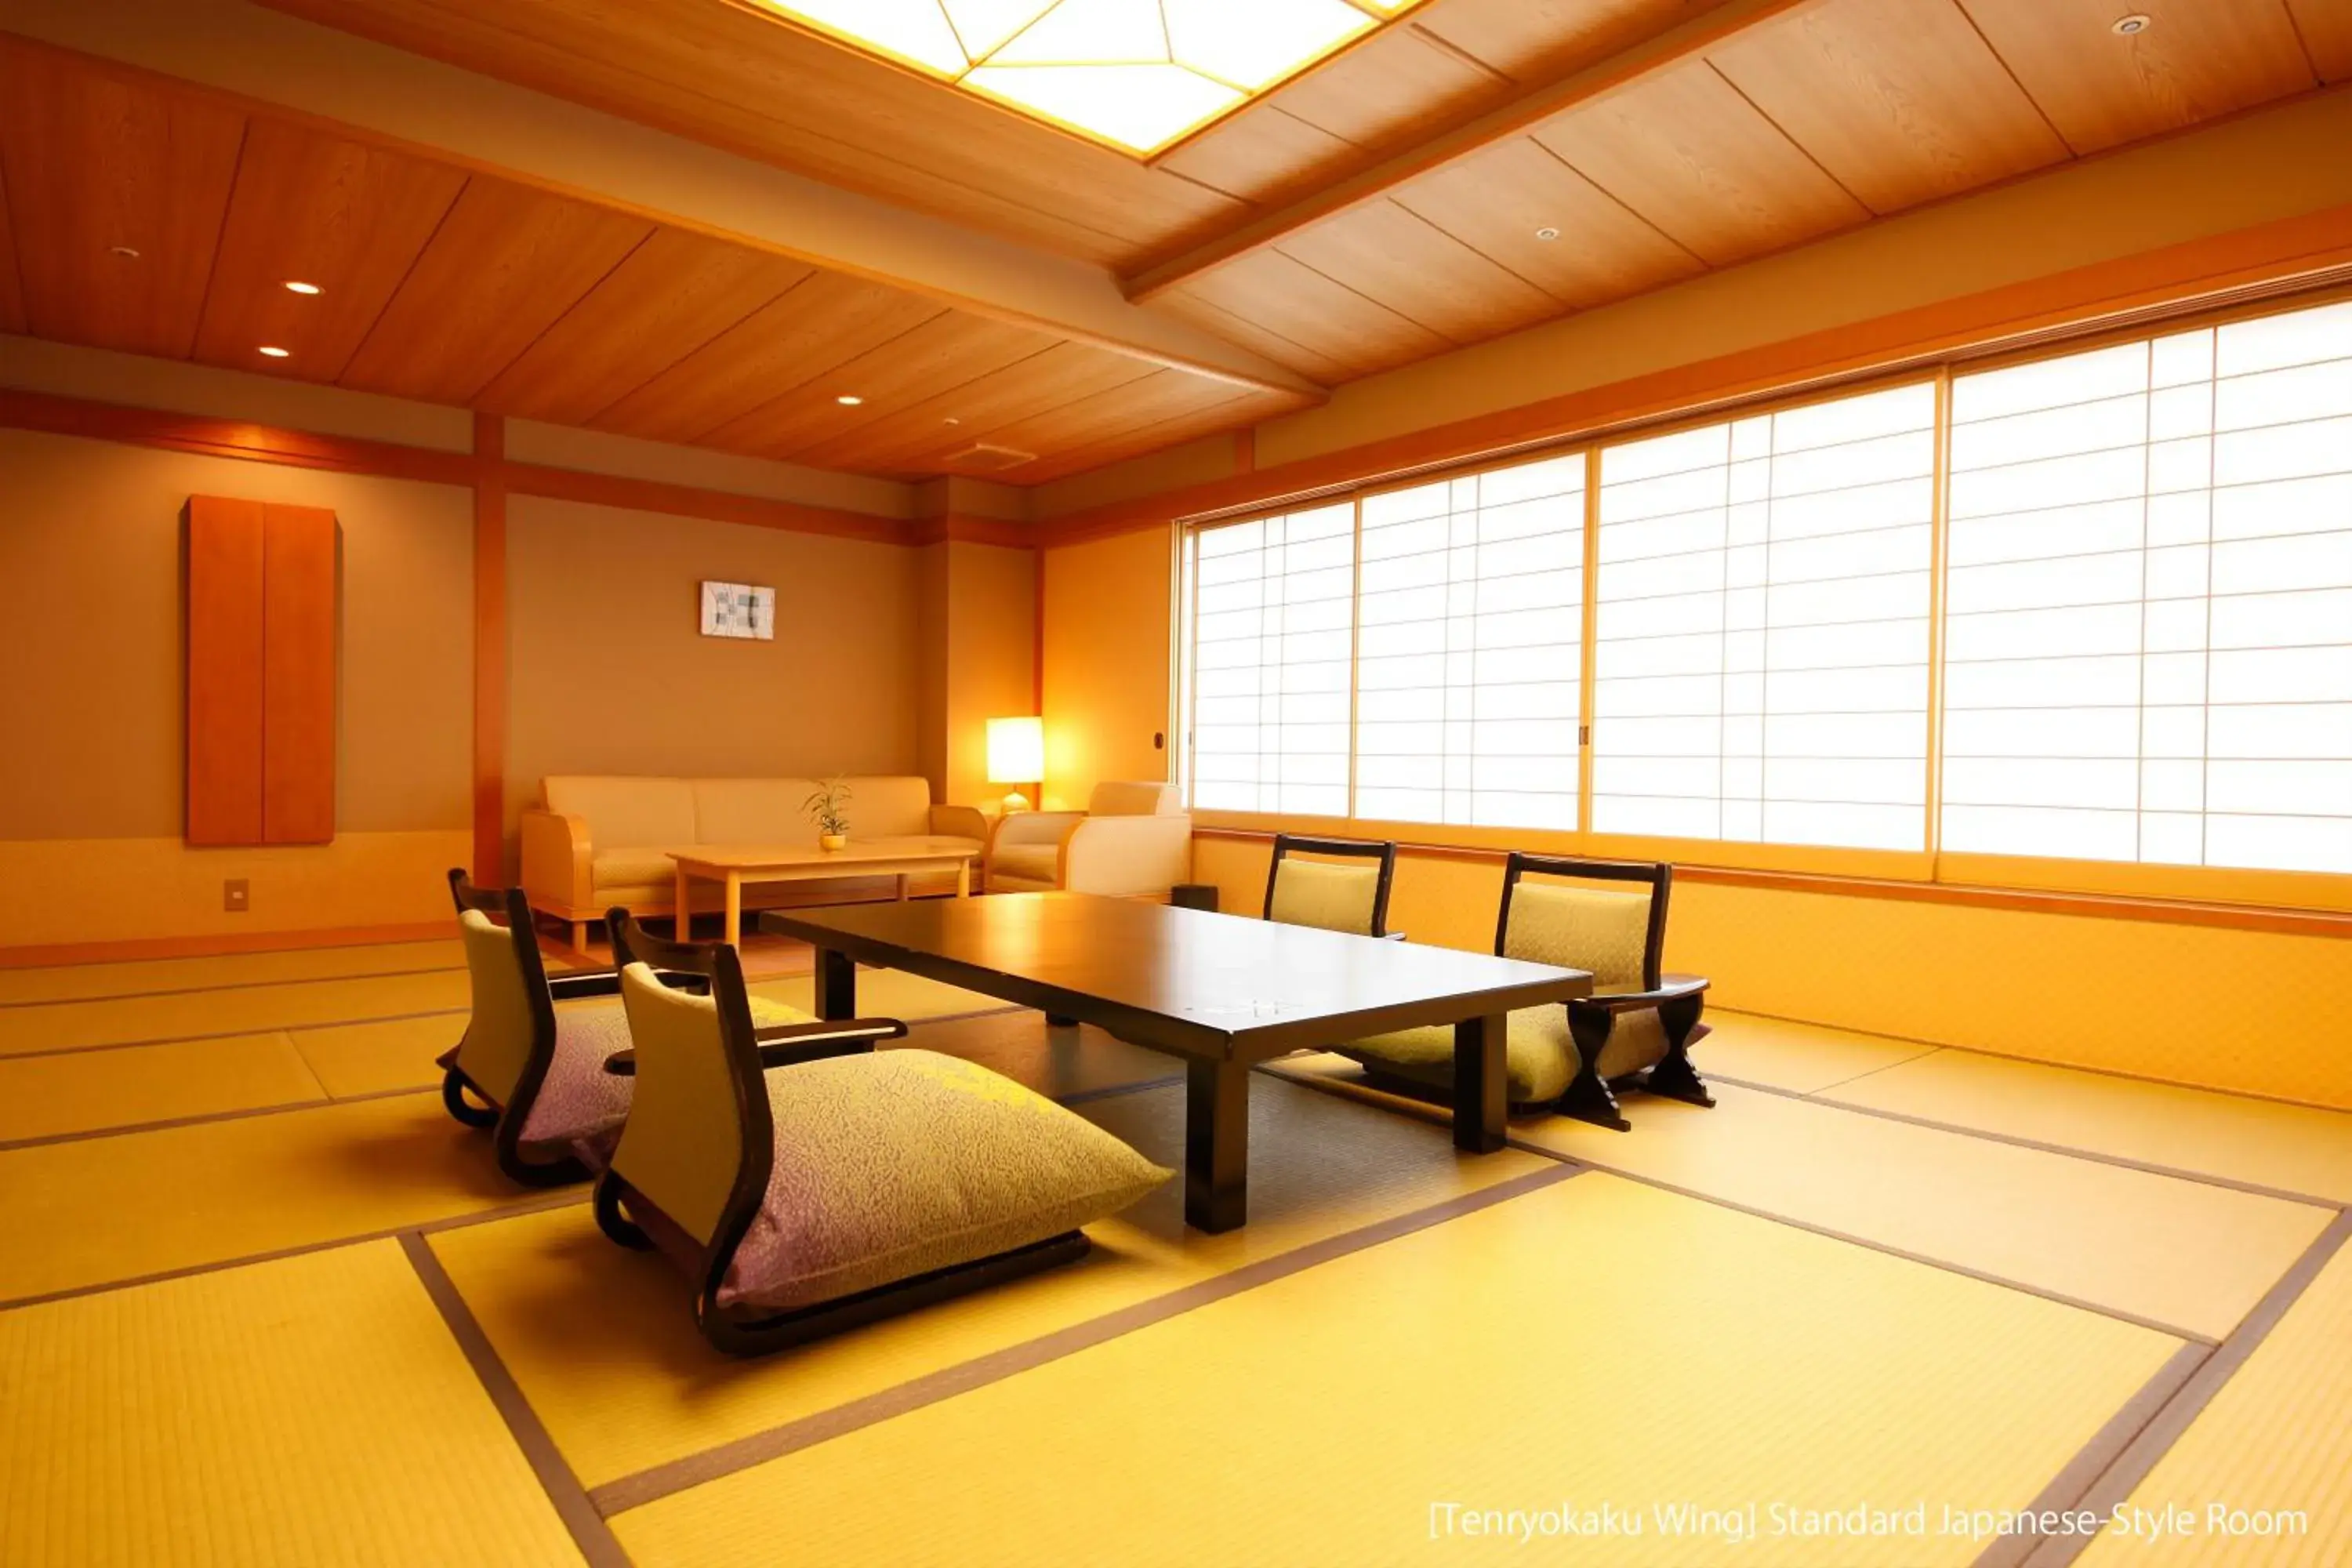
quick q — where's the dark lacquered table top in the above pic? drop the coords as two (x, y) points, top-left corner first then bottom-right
(761, 892), (1591, 1058)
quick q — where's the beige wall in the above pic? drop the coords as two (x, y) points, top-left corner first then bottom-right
(1040, 526), (1171, 811)
(0, 426), (474, 942)
(503, 495), (924, 862)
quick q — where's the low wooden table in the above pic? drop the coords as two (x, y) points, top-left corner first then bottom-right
(670, 838), (976, 947)
(759, 892), (1592, 1232)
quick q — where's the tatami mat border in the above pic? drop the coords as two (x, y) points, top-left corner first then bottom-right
(0, 1006), (469, 1062)
(0, 1084), (431, 1153)
(0, 963), (465, 1010)
(587, 1162), (1584, 1516)
(1708, 1073), (2352, 1211)
(400, 1233), (631, 1568)
(2018, 1210), (2352, 1567)
(1257, 1062), (2229, 1345)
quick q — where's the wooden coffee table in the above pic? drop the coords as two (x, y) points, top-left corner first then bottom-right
(670, 839), (976, 948)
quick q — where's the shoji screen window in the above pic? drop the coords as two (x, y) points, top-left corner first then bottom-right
(1944, 299), (2352, 873)
(1592, 383), (1936, 849)
(1186, 505), (1355, 815)
(1353, 456), (1585, 829)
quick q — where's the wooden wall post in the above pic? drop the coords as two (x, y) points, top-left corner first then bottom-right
(473, 412), (507, 886)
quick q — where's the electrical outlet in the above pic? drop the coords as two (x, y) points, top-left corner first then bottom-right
(223, 879), (249, 913)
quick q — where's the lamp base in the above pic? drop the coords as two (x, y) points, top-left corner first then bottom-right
(999, 789), (1032, 815)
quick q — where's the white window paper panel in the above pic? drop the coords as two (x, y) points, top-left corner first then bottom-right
(1942, 298), (2352, 873)
(1354, 455), (1585, 829)
(1592, 383), (1936, 850)
(1189, 503), (1355, 816)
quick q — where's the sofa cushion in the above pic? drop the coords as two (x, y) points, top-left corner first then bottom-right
(841, 775), (933, 837)
(593, 848), (681, 892)
(545, 776), (697, 851)
(720, 1049), (1169, 1312)
(991, 843), (1059, 885)
(691, 779), (818, 848)
(1088, 780), (1181, 816)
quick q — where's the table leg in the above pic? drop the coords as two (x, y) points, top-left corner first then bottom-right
(956, 858), (971, 898)
(813, 947), (856, 1021)
(673, 866), (691, 938)
(1454, 1014), (1507, 1154)
(895, 873), (909, 902)
(1184, 1058), (1249, 1233)
(724, 873), (742, 949)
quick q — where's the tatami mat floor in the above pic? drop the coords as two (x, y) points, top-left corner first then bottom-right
(2, 938), (2347, 1566)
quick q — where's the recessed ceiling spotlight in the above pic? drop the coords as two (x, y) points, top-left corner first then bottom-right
(283, 280), (322, 296)
(836, 394), (864, 406)
(108, 245), (141, 260)
(1535, 227), (1561, 241)
(2111, 13), (2150, 34)
(258, 346), (291, 359)
(943, 416), (962, 426)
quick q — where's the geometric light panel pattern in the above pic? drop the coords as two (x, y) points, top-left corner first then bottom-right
(742, 0), (1426, 155)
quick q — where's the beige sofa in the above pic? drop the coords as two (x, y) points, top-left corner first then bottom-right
(985, 781), (1193, 898)
(521, 775), (987, 941)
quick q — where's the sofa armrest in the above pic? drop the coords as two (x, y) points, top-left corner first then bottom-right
(992, 810), (1087, 848)
(929, 803), (989, 843)
(1062, 813), (1193, 898)
(520, 809), (593, 915)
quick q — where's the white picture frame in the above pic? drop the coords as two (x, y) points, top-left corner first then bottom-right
(699, 581), (775, 641)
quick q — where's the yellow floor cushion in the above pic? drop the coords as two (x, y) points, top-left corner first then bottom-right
(1338, 1004), (1670, 1105)
(720, 1049), (1169, 1312)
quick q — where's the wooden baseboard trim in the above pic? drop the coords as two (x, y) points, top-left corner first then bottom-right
(1190, 828), (2352, 939)
(0, 919), (460, 971)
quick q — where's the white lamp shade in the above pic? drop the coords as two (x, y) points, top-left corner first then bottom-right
(985, 717), (1044, 784)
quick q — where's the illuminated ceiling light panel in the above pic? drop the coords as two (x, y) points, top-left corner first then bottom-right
(742, 0), (1424, 155)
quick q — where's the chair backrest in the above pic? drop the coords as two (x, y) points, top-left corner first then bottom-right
(446, 869), (557, 1107)
(1088, 780), (1182, 816)
(1263, 834), (1396, 936)
(1493, 854), (1669, 993)
(604, 913), (775, 1274)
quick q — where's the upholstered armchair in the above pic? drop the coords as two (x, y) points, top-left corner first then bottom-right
(1338, 853), (1711, 1130)
(985, 781), (1193, 898)
(1262, 833), (1402, 938)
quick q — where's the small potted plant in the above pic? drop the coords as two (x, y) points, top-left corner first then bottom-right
(804, 777), (852, 851)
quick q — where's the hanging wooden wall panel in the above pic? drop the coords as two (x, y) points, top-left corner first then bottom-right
(261, 505), (339, 844)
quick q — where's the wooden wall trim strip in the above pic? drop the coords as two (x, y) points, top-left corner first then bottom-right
(1190, 828), (2352, 941)
(905, 513), (1041, 549)
(0, 387), (475, 485)
(472, 412), (506, 885)
(1044, 203), (2352, 547)
(505, 462), (909, 545)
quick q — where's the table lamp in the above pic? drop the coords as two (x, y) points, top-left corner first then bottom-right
(985, 716), (1044, 814)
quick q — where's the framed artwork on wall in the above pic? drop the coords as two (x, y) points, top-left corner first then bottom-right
(699, 581), (775, 641)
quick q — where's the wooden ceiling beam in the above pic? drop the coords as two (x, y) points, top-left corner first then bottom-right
(2, 0), (1324, 402)
(1122, 0), (1831, 303)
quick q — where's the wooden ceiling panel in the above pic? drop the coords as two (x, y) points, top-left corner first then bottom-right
(1956, 0), (2318, 154)
(591, 272), (944, 446)
(0, 168), (26, 336)
(1392, 136), (1704, 310)
(1163, 250), (1457, 380)
(818, 343), (1164, 474)
(1154, 108), (1361, 209)
(477, 230), (811, 426)
(1276, 200), (1563, 345)
(1710, 0), (2071, 214)
(1269, 24), (1513, 151)
(339, 180), (652, 403)
(2291, 0), (2352, 81)
(256, 0), (1243, 263)
(713, 313), (1061, 462)
(1415, 0), (1712, 85)
(0, 46), (246, 360)
(1009, 380), (1298, 485)
(1532, 60), (1871, 266)
(193, 121), (467, 382)
(1148, 285), (1362, 387)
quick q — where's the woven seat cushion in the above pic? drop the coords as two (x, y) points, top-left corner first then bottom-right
(1267, 858), (1380, 935)
(719, 1048), (1169, 1312)
(515, 994), (808, 1165)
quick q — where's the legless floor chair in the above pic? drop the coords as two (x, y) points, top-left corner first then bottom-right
(591, 912), (1171, 1356)
(437, 869), (867, 1185)
(1338, 854), (1711, 1130)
